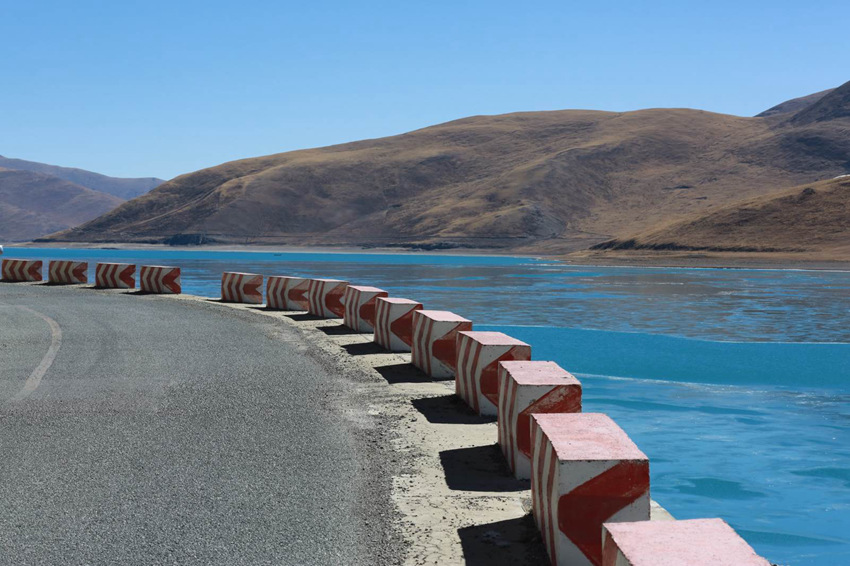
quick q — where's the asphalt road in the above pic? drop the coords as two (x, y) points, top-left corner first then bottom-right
(0, 283), (395, 565)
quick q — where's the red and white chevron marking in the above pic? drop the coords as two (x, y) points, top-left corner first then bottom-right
(95, 263), (136, 289)
(48, 260), (88, 284)
(343, 285), (388, 332)
(307, 278), (348, 318)
(602, 518), (770, 566)
(1, 259), (42, 282)
(531, 413), (650, 566)
(411, 310), (472, 378)
(498, 361), (582, 480)
(266, 276), (310, 310)
(455, 331), (531, 416)
(139, 265), (181, 294)
(373, 297), (423, 352)
(221, 272), (263, 304)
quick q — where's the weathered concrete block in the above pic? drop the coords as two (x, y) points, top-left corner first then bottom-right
(498, 361), (582, 480)
(343, 285), (388, 332)
(266, 276), (309, 310)
(411, 310), (472, 378)
(531, 413), (650, 566)
(48, 260), (88, 284)
(455, 331), (531, 416)
(95, 263), (135, 289)
(221, 272), (263, 304)
(602, 518), (770, 565)
(1, 259), (42, 282)
(306, 278), (348, 318)
(140, 265), (182, 294)
(373, 297), (423, 352)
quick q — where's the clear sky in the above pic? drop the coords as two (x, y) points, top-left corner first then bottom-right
(1, 0), (848, 180)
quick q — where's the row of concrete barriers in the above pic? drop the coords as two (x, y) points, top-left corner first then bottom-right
(2, 262), (770, 565)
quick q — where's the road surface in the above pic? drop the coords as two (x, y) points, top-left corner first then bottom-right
(0, 283), (396, 565)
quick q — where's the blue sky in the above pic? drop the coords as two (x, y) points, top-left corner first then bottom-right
(1, 0), (848, 180)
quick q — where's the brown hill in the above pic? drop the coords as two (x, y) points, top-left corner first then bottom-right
(0, 169), (124, 242)
(0, 155), (163, 200)
(589, 176), (850, 258)
(48, 82), (850, 253)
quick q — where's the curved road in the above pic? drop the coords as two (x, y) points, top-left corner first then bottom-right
(0, 283), (395, 565)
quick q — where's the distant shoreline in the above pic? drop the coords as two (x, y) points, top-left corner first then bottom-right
(8, 241), (850, 271)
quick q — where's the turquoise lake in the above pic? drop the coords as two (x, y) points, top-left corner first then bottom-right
(6, 247), (850, 565)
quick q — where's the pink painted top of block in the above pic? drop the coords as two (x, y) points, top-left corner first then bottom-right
(416, 310), (471, 323)
(500, 361), (580, 387)
(533, 413), (647, 462)
(604, 519), (770, 565)
(311, 278), (347, 284)
(457, 331), (529, 347)
(348, 285), (386, 293)
(377, 297), (422, 306)
(224, 271), (260, 277)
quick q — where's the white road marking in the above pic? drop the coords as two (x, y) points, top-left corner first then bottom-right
(10, 306), (62, 402)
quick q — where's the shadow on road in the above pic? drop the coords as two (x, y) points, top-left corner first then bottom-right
(373, 362), (436, 384)
(320, 324), (361, 336)
(411, 394), (490, 424)
(342, 342), (386, 356)
(286, 313), (323, 322)
(457, 514), (548, 565)
(439, 444), (528, 492)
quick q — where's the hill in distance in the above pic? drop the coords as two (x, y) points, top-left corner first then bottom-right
(49, 81), (850, 260)
(0, 155), (163, 200)
(0, 156), (164, 241)
(0, 168), (124, 242)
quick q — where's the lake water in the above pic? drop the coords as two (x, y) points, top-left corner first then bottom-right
(6, 247), (850, 565)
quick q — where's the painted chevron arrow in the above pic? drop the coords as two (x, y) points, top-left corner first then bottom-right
(306, 278), (348, 318)
(48, 260), (88, 284)
(95, 263), (136, 289)
(373, 297), (423, 352)
(1, 259), (43, 282)
(411, 310), (472, 378)
(498, 361), (582, 480)
(531, 413), (650, 566)
(139, 265), (181, 294)
(266, 276), (310, 310)
(221, 272), (263, 304)
(343, 285), (388, 332)
(455, 331), (531, 416)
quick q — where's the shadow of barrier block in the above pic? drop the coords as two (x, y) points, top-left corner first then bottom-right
(456, 331), (531, 416)
(343, 285), (388, 332)
(602, 518), (771, 565)
(411, 310), (472, 378)
(439, 444), (527, 492)
(531, 413), (650, 566)
(498, 361), (582, 480)
(457, 514), (549, 565)
(373, 297), (423, 352)
(96, 263), (135, 289)
(411, 394), (491, 425)
(267, 276), (309, 311)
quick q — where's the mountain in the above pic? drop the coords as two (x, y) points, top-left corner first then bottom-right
(0, 168), (124, 242)
(589, 176), (850, 258)
(755, 88), (835, 118)
(0, 155), (163, 200)
(47, 81), (850, 256)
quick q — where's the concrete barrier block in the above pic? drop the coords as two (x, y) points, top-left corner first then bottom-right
(455, 331), (531, 416)
(602, 518), (770, 565)
(307, 278), (348, 318)
(498, 361), (582, 480)
(221, 272), (263, 304)
(1, 259), (42, 282)
(140, 265), (182, 294)
(343, 285), (389, 332)
(95, 263), (136, 289)
(48, 260), (88, 284)
(531, 413), (650, 566)
(266, 276), (309, 310)
(411, 310), (473, 378)
(374, 297), (423, 352)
